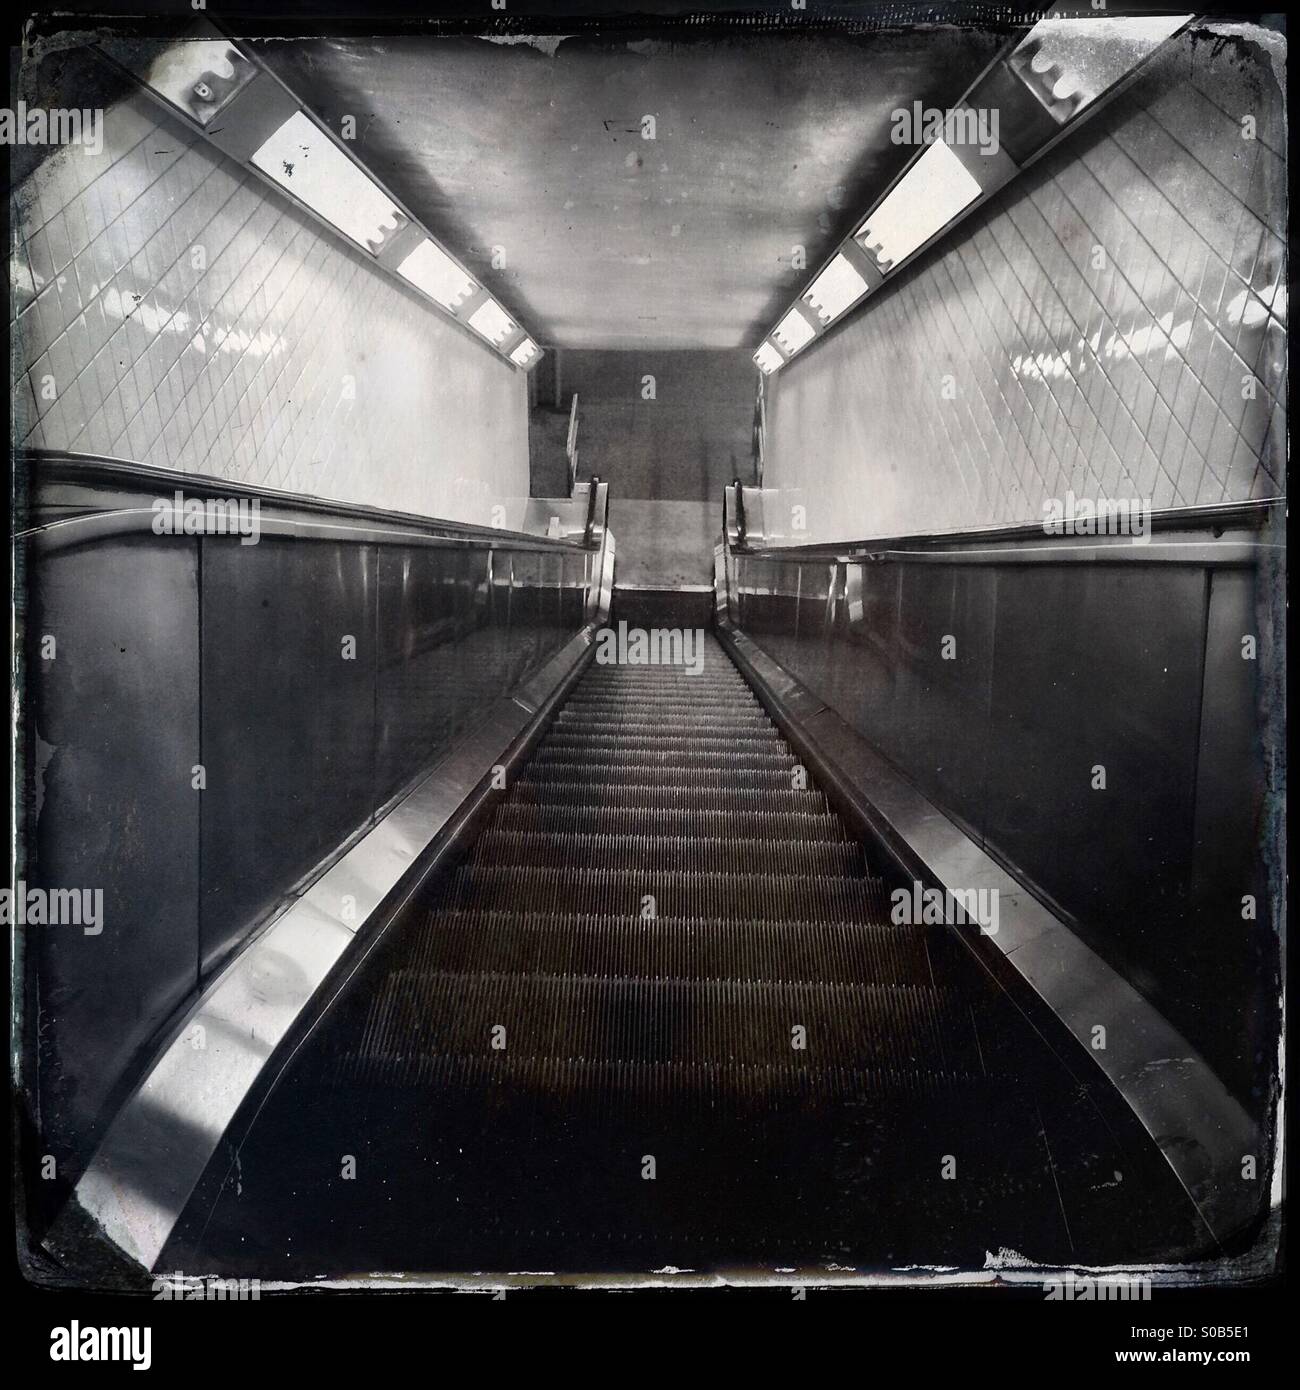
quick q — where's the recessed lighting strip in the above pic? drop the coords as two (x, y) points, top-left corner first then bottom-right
(97, 19), (543, 371)
(754, 4), (1193, 375)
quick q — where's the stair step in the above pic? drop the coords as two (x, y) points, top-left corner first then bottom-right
(562, 698), (764, 713)
(531, 747), (797, 770)
(579, 681), (748, 696)
(317, 1050), (982, 1105)
(568, 693), (753, 708)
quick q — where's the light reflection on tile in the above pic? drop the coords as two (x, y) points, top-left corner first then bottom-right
(765, 31), (1286, 542)
(11, 93), (528, 524)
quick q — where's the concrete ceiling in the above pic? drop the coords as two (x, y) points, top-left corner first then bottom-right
(259, 29), (1004, 350)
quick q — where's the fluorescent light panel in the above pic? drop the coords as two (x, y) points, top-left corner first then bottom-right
(251, 110), (406, 253)
(397, 239), (477, 312)
(1013, 14), (1192, 118)
(855, 138), (982, 272)
(754, 342), (784, 374)
(803, 252), (870, 325)
(774, 308), (815, 357)
(135, 40), (537, 359)
(468, 299), (515, 346)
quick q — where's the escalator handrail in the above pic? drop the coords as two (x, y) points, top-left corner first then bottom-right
(582, 474), (602, 548)
(17, 448), (602, 554)
(724, 495), (1281, 565)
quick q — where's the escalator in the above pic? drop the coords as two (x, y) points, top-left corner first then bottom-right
(166, 632), (1206, 1277)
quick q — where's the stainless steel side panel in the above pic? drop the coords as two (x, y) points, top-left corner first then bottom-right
(199, 538), (380, 974)
(19, 535), (201, 1175)
(729, 544), (1276, 1107)
(718, 623), (1263, 1250)
(18, 454), (607, 1256)
(56, 669), (582, 1273)
(375, 545), (477, 805)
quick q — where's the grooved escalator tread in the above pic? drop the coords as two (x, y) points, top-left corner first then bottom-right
(490, 804), (847, 838)
(516, 762), (808, 788)
(336, 969), (975, 1082)
(393, 909), (935, 985)
(508, 782), (830, 813)
(430, 864), (891, 919)
(469, 829), (869, 875)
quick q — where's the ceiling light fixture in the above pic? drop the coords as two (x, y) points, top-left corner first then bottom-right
(1009, 12), (1193, 122)
(802, 251), (871, 325)
(101, 33), (259, 127)
(97, 21), (542, 370)
(855, 138), (983, 273)
(773, 307), (816, 358)
(754, 6), (1192, 378)
(468, 299), (516, 347)
(753, 342), (785, 375)
(397, 238), (478, 313)
(250, 110), (408, 255)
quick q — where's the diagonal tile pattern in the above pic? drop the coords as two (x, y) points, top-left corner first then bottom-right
(764, 30), (1287, 542)
(10, 94), (529, 522)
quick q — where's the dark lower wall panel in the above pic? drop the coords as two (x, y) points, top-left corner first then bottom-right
(1187, 566), (1276, 1113)
(377, 546), (471, 805)
(733, 551), (1274, 1105)
(18, 463), (596, 1192)
(843, 564), (997, 838)
(22, 536), (201, 1169)
(374, 546), (589, 814)
(750, 562), (999, 838)
(984, 565), (1207, 946)
(199, 538), (380, 974)
(508, 551), (575, 686)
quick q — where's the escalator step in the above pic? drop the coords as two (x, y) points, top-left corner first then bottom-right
(402, 909), (933, 985)
(560, 701), (770, 712)
(191, 630), (1153, 1275)
(470, 829), (868, 875)
(541, 731), (786, 754)
(432, 865), (890, 920)
(580, 676), (747, 691)
(557, 707), (772, 726)
(531, 761), (800, 783)
(531, 752), (797, 775)
(516, 763), (806, 788)
(507, 781), (829, 814)
(490, 803), (846, 840)
(318, 1051), (981, 1108)
(341, 970), (977, 1082)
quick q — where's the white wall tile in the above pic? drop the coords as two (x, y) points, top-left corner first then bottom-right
(765, 33), (1287, 543)
(11, 93), (529, 526)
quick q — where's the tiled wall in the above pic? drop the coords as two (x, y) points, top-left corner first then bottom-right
(10, 93), (530, 524)
(763, 28), (1287, 544)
